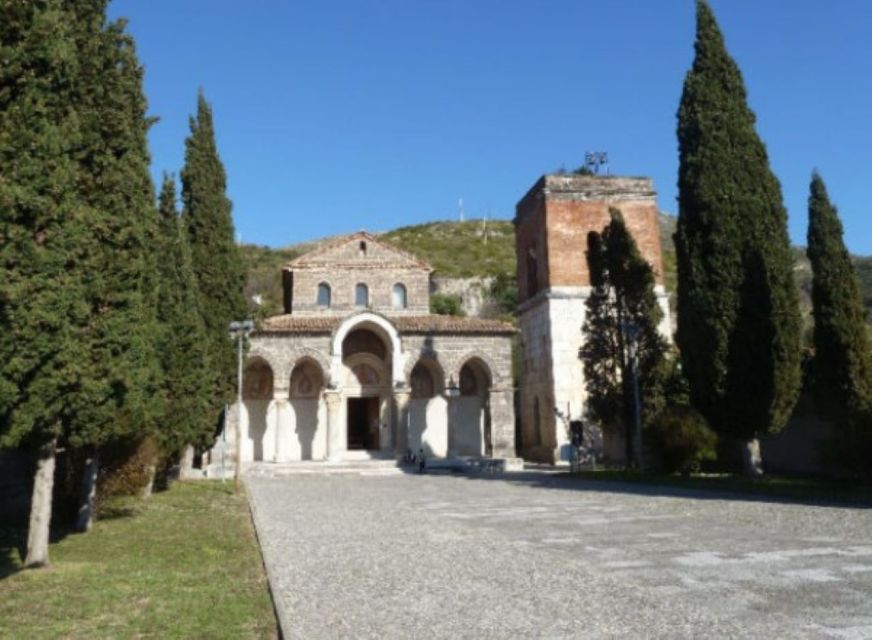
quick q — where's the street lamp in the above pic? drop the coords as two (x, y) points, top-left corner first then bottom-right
(229, 319), (255, 491)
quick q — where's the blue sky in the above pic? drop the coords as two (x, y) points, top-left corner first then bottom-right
(109, 0), (872, 255)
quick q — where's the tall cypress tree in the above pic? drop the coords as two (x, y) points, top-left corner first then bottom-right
(0, 0), (89, 565)
(181, 92), (246, 407)
(806, 172), (872, 420)
(580, 210), (668, 468)
(675, 0), (801, 474)
(155, 175), (214, 457)
(62, 1), (162, 529)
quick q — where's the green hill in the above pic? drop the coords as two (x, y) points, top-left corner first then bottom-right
(241, 217), (872, 327)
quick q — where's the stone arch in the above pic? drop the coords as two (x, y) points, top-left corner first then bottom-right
(454, 355), (494, 457)
(289, 357), (325, 399)
(289, 357), (326, 461)
(453, 352), (499, 390)
(243, 356), (274, 462)
(285, 348), (331, 389)
(409, 357), (445, 398)
(330, 312), (403, 386)
(246, 348), (283, 385)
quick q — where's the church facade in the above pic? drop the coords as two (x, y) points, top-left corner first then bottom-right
(226, 232), (517, 464)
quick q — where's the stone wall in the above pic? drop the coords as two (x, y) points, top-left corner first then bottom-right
(291, 266), (430, 316)
(515, 174), (668, 465)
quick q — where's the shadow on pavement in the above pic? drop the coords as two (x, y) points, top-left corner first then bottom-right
(434, 468), (872, 510)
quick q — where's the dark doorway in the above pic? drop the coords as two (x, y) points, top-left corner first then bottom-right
(347, 397), (380, 450)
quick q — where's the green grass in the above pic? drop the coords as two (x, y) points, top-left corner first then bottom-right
(566, 469), (872, 505)
(0, 482), (276, 639)
(382, 219), (516, 278)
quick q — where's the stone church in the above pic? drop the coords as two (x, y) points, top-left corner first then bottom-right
(225, 232), (516, 465)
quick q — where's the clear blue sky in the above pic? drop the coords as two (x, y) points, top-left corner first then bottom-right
(109, 0), (872, 255)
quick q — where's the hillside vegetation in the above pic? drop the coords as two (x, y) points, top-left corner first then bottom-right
(241, 217), (872, 326)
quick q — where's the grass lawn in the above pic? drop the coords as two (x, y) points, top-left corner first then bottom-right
(0, 481), (276, 639)
(566, 469), (872, 505)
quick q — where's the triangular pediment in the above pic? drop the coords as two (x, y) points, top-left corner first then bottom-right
(286, 231), (431, 270)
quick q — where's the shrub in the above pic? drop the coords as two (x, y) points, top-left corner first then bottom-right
(430, 293), (465, 316)
(647, 406), (717, 476)
(97, 436), (162, 510)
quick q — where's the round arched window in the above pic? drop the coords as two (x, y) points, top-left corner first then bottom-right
(355, 283), (369, 308)
(317, 282), (331, 308)
(392, 283), (407, 309)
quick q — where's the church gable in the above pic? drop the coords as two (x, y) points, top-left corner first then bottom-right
(288, 232), (431, 271)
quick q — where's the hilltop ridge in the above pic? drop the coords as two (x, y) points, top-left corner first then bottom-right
(241, 217), (872, 329)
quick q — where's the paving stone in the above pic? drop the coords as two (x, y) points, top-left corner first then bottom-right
(246, 471), (872, 639)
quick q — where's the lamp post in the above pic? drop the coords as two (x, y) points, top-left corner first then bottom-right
(229, 319), (255, 492)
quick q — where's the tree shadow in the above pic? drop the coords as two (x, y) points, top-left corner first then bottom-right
(452, 468), (872, 509)
(0, 520), (77, 580)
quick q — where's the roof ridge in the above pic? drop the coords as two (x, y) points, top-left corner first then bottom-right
(285, 230), (432, 270)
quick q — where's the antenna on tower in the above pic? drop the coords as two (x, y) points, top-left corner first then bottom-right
(584, 151), (609, 175)
(458, 198), (465, 223)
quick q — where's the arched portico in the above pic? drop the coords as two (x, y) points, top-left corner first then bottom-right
(454, 356), (493, 456)
(408, 358), (448, 457)
(330, 312), (404, 387)
(242, 356), (275, 462)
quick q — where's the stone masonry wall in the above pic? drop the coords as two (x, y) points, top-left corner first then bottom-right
(291, 266), (430, 316)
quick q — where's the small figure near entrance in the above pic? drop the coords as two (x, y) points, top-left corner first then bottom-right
(418, 448), (426, 473)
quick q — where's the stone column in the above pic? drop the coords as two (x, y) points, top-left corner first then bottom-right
(324, 391), (343, 461)
(489, 387), (516, 458)
(444, 387), (460, 457)
(273, 388), (289, 462)
(393, 389), (411, 458)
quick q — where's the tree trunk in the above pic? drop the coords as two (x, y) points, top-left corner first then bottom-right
(75, 449), (99, 533)
(24, 440), (57, 568)
(741, 438), (764, 477)
(179, 445), (194, 479)
(140, 464), (156, 499)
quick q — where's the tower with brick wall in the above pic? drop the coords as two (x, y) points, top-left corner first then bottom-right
(514, 174), (670, 464)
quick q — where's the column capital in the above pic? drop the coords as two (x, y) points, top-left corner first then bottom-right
(273, 387), (290, 402)
(324, 390), (343, 408)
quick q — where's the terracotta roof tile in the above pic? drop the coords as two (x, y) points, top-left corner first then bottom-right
(258, 314), (516, 335)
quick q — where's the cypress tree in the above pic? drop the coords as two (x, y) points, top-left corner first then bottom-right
(807, 172), (872, 417)
(67, 1), (163, 514)
(155, 175), (214, 457)
(580, 210), (668, 468)
(181, 92), (246, 407)
(0, 0), (89, 565)
(675, 0), (801, 474)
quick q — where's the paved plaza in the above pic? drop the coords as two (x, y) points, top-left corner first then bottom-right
(246, 469), (872, 639)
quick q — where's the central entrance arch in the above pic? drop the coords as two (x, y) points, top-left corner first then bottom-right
(340, 323), (392, 454)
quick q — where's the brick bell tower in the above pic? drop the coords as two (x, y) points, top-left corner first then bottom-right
(514, 174), (670, 464)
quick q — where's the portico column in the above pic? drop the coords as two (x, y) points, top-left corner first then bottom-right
(445, 386), (460, 457)
(273, 388), (289, 462)
(324, 390), (343, 461)
(489, 386), (516, 458)
(393, 388), (411, 458)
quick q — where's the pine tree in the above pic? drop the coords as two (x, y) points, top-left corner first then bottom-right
(675, 0), (801, 474)
(0, 0), (89, 566)
(580, 210), (668, 468)
(181, 92), (246, 407)
(155, 175), (214, 457)
(806, 173), (872, 472)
